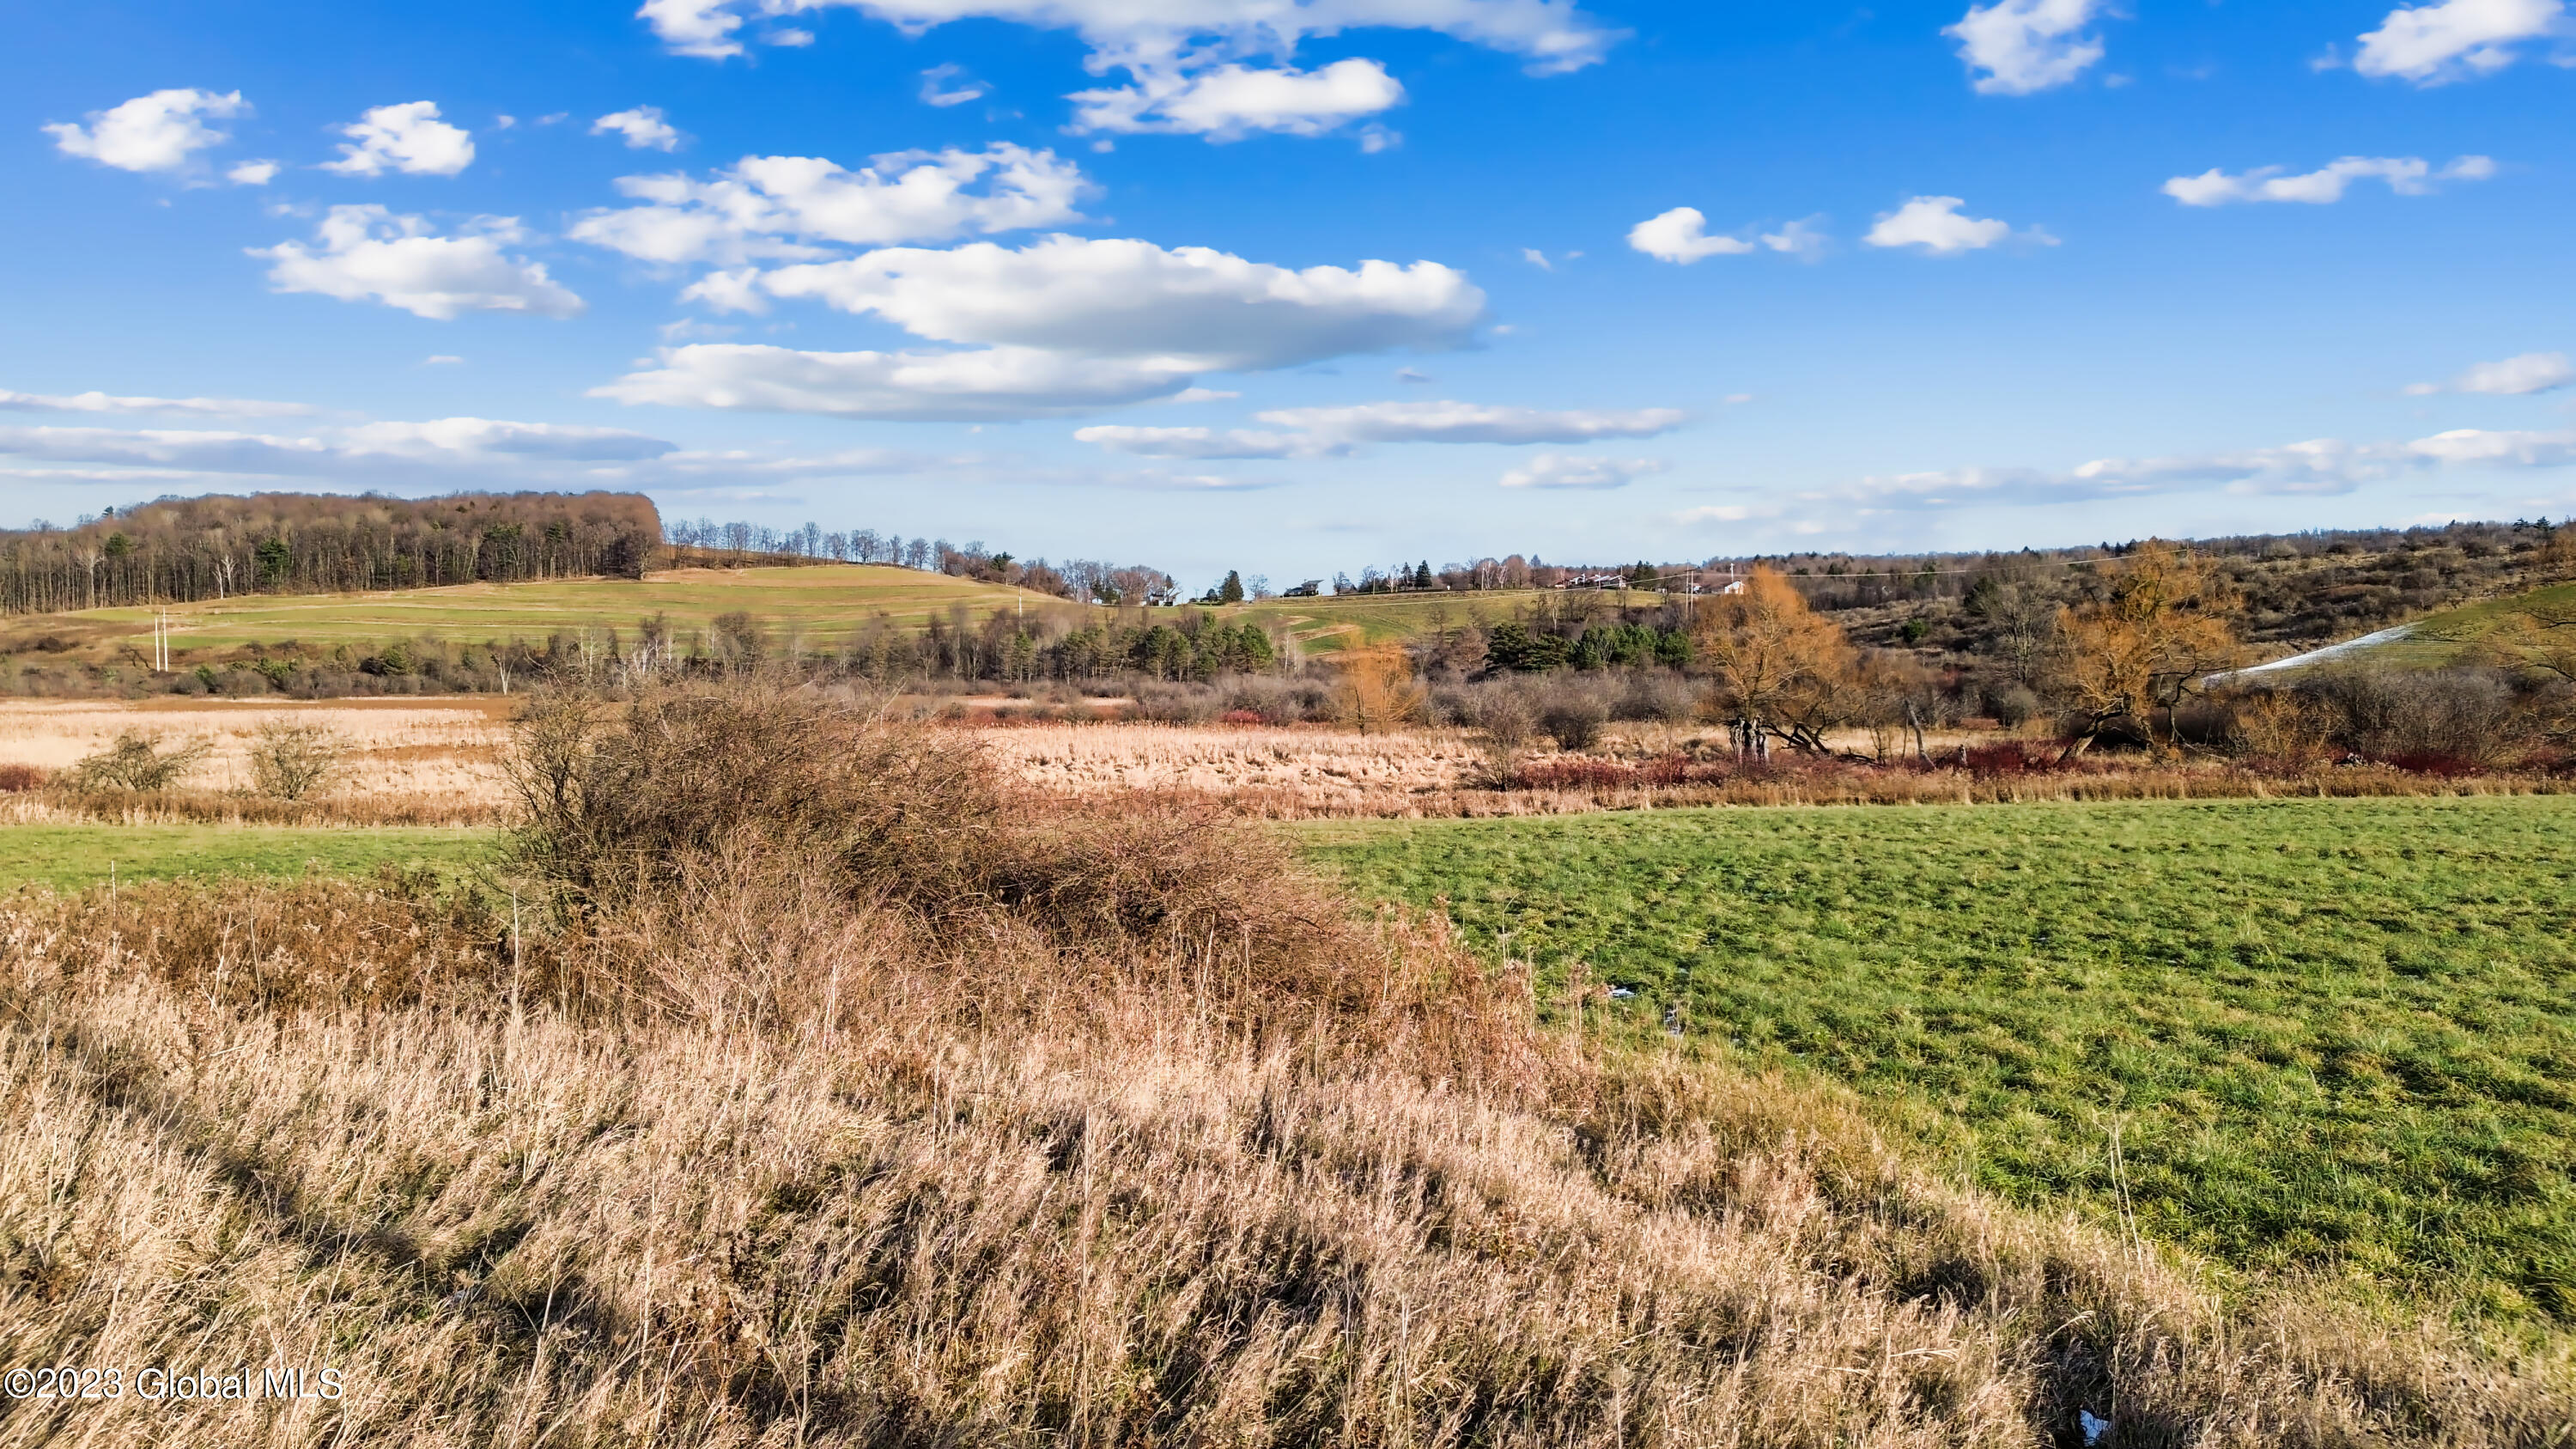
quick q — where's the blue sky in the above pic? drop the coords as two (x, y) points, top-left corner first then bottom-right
(6, 0), (2573, 584)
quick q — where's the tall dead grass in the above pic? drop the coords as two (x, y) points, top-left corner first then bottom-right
(0, 679), (2566, 1446)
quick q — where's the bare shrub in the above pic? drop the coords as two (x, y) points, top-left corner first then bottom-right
(2302, 668), (2526, 767)
(503, 680), (1536, 1079)
(1984, 681), (2042, 728)
(70, 731), (211, 792)
(1613, 669), (1698, 723)
(247, 719), (347, 800)
(2227, 686), (2334, 765)
(506, 685), (1001, 915)
(0, 762), (47, 792)
(1465, 679), (1540, 786)
(1537, 681), (1610, 751)
(1135, 680), (1220, 723)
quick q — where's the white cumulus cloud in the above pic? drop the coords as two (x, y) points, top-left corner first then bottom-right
(594, 343), (1197, 420)
(2164, 155), (2496, 205)
(2355, 0), (2567, 83)
(636, 0), (750, 58)
(1069, 58), (1404, 137)
(637, 0), (1613, 149)
(0, 388), (314, 417)
(1072, 424), (1347, 459)
(2409, 350), (2575, 396)
(593, 106), (684, 151)
(1946, 0), (2111, 94)
(605, 237), (1481, 420)
(1254, 399), (1686, 444)
(1864, 196), (2048, 253)
(44, 88), (246, 174)
(732, 234), (1485, 372)
(1498, 454), (1668, 490)
(570, 144), (1093, 264)
(227, 159), (281, 186)
(1627, 208), (1823, 265)
(2407, 427), (2576, 466)
(323, 101), (475, 177)
(255, 206), (584, 320)
(638, 0), (1622, 74)
(1627, 208), (1754, 264)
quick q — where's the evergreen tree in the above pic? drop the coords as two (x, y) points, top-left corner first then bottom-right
(1218, 569), (1246, 605)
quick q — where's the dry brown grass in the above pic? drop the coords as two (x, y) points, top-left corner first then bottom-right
(0, 684), (2565, 1446)
(985, 721), (1481, 810)
(981, 721), (2573, 819)
(0, 697), (506, 810)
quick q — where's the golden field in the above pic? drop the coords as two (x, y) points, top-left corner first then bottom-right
(1, 697), (2563, 828)
(0, 697), (509, 812)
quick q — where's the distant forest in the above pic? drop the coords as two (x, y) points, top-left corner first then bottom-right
(1310, 518), (2568, 647)
(662, 516), (1176, 609)
(0, 493), (662, 616)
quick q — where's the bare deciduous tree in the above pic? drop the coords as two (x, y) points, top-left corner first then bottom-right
(249, 721), (348, 801)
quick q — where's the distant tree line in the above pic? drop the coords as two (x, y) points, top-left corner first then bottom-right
(0, 492), (660, 616)
(664, 517), (1174, 607)
(1312, 519), (2569, 647)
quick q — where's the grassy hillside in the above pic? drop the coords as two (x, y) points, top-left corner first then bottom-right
(1303, 795), (2576, 1320)
(2359, 578), (2576, 670)
(0, 564), (1066, 661)
(0, 560), (1655, 665)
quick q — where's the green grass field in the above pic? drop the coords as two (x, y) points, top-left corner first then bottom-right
(1, 565), (1060, 661)
(0, 824), (495, 891)
(1301, 796), (2576, 1318)
(2361, 578), (2576, 670)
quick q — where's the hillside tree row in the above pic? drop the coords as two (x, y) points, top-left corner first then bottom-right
(0, 493), (661, 615)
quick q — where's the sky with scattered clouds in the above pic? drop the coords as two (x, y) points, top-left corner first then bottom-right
(8, 0), (2576, 582)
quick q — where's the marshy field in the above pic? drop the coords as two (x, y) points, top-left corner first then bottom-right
(1, 685), (2572, 1446)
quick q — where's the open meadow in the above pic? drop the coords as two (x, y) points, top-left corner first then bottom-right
(2, 681), (2569, 1447)
(1306, 796), (2576, 1321)
(0, 683), (2571, 1445)
(0, 564), (1063, 662)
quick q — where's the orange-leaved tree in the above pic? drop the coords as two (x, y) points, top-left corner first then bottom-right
(1692, 568), (1858, 755)
(2053, 540), (2243, 758)
(1335, 644), (1427, 735)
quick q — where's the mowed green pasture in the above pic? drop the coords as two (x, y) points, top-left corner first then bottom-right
(0, 824), (496, 891)
(2, 565), (1061, 660)
(2366, 578), (2576, 670)
(1301, 796), (2576, 1318)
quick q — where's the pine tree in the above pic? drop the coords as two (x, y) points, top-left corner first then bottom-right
(1218, 569), (1245, 605)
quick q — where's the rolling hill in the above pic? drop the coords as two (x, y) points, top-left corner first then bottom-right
(0, 564), (1072, 663)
